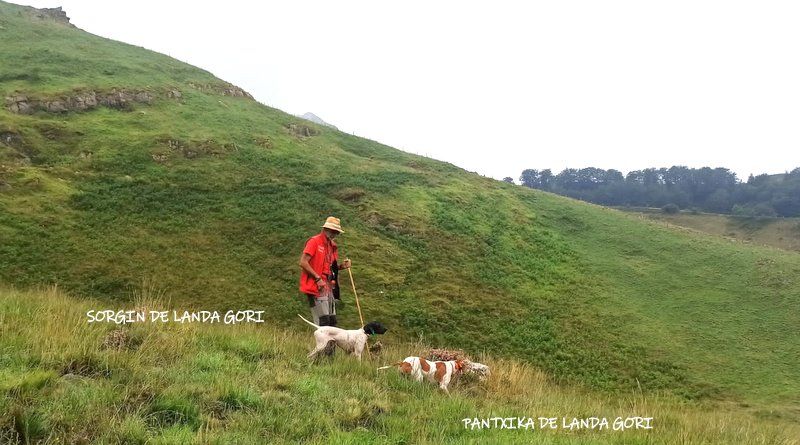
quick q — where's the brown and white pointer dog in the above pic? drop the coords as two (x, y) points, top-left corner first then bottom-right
(378, 356), (464, 394)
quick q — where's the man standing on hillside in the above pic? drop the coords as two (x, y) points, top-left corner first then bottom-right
(299, 216), (351, 327)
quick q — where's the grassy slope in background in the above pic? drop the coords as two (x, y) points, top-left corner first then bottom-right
(620, 208), (800, 252)
(0, 0), (798, 430)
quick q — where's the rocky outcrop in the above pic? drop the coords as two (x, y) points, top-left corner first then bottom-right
(219, 85), (252, 98)
(5, 81), (252, 115)
(187, 82), (254, 99)
(33, 7), (75, 28)
(286, 122), (320, 138)
(5, 89), (159, 114)
(5, 95), (32, 114)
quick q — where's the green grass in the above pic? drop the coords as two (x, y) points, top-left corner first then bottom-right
(1, 285), (798, 444)
(620, 208), (800, 252)
(1, 0), (800, 438)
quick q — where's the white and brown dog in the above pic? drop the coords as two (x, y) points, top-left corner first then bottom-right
(463, 361), (491, 381)
(298, 314), (387, 361)
(378, 356), (464, 393)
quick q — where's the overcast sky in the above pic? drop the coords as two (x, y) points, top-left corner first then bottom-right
(16, 0), (800, 181)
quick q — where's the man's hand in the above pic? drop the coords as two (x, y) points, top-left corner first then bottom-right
(342, 258), (352, 269)
(316, 277), (327, 292)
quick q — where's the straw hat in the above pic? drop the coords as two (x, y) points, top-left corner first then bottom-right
(321, 216), (344, 233)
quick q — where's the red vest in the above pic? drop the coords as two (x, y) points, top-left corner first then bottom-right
(299, 232), (338, 296)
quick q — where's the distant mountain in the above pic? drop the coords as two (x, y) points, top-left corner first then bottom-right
(299, 112), (338, 130)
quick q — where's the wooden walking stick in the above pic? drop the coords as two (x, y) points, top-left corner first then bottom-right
(346, 263), (370, 357)
(346, 266), (365, 327)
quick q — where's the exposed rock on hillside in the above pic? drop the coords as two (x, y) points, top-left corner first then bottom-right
(5, 81), (253, 115)
(187, 82), (254, 99)
(5, 89), (156, 114)
(32, 6), (75, 28)
(285, 122), (319, 138)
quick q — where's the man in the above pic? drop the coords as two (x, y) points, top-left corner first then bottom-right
(299, 216), (351, 327)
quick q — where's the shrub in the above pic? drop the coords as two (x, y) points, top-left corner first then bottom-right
(662, 203), (679, 214)
(732, 203), (777, 217)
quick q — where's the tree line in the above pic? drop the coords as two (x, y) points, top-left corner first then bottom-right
(506, 166), (800, 217)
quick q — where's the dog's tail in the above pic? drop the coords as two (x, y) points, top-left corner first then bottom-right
(297, 314), (320, 329)
(377, 361), (403, 371)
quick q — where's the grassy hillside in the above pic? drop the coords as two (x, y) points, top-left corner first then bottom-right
(618, 208), (800, 252)
(2, 286), (798, 444)
(1, 0), (799, 428)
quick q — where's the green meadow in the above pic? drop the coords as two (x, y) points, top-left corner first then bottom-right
(1, 1), (798, 442)
(620, 208), (800, 252)
(1, 286), (797, 444)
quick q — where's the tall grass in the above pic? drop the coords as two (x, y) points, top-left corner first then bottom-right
(1, 285), (797, 444)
